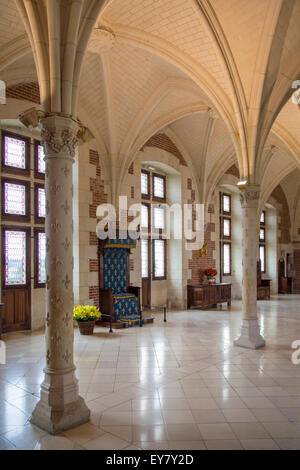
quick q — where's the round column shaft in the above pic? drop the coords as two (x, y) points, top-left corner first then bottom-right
(30, 115), (90, 434)
(234, 186), (265, 350)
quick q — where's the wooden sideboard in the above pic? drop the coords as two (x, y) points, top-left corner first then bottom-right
(187, 283), (231, 310)
(0, 304), (4, 340)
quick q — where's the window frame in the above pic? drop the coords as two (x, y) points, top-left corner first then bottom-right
(259, 244), (266, 274)
(221, 241), (232, 277)
(220, 192), (231, 215)
(34, 228), (46, 289)
(34, 140), (46, 180)
(1, 130), (30, 176)
(141, 169), (150, 199)
(141, 202), (151, 231)
(141, 238), (151, 279)
(152, 238), (167, 281)
(1, 177), (30, 222)
(152, 173), (166, 202)
(1, 226), (31, 290)
(34, 183), (46, 224)
(220, 216), (231, 240)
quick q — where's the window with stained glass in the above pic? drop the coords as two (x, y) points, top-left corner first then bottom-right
(141, 204), (149, 229)
(141, 239), (149, 278)
(222, 194), (231, 213)
(37, 232), (46, 284)
(4, 230), (27, 286)
(37, 144), (46, 174)
(223, 218), (231, 237)
(153, 206), (165, 230)
(4, 182), (26, 216)
(3, 135), (26, 169)
(223, 243), (231, 275)
(260, 228), (265, 241)
(153, 239), (166, 279)
(260, 211), (265, 224)
(37, 187), (46, 218)
(260, 245), (266, 273)
(141, 171), (149, 196)
(153, 175), (165, 199)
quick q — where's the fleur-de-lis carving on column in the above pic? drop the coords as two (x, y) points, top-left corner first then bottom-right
(46, 350), (51, 364)
(61, 200), (70, 215)
(62, 350), (71, 364)
(46, 313), (51, 327)
(63, 312), (71, 327)
(51, 219), (61, 233)
(51, 257), (63, 272)
(62, 237), (71, 252)
(62, 162), (71, 177)
(51, 184), (62, 195)
(62, 274), (71, 289)
(51, 333), (62, 344)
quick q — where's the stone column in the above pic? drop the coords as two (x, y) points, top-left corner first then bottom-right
(31, 115), (90, 434)
(234, 185), (265, 349)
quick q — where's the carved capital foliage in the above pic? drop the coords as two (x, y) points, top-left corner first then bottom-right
(41, 116), (79, 159)
(240, 186), (260, 209)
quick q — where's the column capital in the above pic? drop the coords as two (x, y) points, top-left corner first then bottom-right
(41, 115), (79, 160)
(239, 185), (260, 208)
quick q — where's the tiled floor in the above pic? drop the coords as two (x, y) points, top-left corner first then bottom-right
(1, 295), (300, 450)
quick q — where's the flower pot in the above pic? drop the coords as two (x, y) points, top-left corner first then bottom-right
(207, 276), (216, 284)
(77, 320), (96, 335)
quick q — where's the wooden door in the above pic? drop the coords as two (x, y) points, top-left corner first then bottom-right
(1, 227), (31, 332)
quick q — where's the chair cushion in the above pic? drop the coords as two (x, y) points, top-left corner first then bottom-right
(113, 294), (139, 320)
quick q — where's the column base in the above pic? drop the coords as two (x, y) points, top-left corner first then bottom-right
(30, 395), (90, 435)
(234, 320), (265, 350)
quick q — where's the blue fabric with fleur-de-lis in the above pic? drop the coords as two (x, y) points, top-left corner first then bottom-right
(103, 248), (128, 294)
(103, 243), (139, 322)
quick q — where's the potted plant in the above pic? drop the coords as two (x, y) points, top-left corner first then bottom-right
(73, 305), (101, 335)
(203, 268), (217, 284)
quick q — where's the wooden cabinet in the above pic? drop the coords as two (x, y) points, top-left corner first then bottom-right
(187, 283), (231, 310)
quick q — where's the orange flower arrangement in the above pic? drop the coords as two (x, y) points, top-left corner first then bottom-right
(203, 268), (217, 277)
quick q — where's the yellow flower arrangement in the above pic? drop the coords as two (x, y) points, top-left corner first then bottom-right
(73, 305), (101, 322)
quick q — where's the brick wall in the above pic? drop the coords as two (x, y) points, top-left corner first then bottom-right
(271, 184), (291, 244)
(226, 164), (240, 178)
(88, 149), (108, 306)
(6, 81), (40, 104)
(142, 133), (187, 167)
(186, 177), (216, 284)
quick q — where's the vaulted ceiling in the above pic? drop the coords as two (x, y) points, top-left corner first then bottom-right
(0, 0), (300, 204)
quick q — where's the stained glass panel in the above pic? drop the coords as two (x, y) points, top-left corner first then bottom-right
(4, 136), (26, 169)
(223, 194), (231, 213)
(260, 245), (266, 272)
(141, 239), (149, 278)
(38, 232), (46, 284)
(154, 206), (165, 230)
(141, 172), (149, 195)
(141, 204), (149, 228)
(223, 243), (231, 275)
(37, 145), (46, 174)
(4, 230), (26, 286)
(4, 182), (26, 215)
(153, 239), (165, 278)
(153, 176), (165, 199)
(223, 218), (231, 237)
(38, 187), (46, 218)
